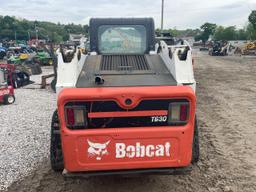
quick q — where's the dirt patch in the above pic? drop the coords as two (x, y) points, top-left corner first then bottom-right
(6, 53), (256, 192)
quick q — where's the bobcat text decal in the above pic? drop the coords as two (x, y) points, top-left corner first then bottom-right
(87, 140), (171, 160)
(116, 142), (171, 158)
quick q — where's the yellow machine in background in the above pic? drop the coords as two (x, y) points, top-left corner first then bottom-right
(242, 41), (256, 55)
(19, 53), (29, 60)
(245, 42), (256, 49)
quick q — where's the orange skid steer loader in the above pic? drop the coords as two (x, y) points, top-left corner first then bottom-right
(50, 18), (199, 176)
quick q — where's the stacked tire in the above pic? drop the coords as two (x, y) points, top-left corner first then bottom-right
(27, 63), (42, 75)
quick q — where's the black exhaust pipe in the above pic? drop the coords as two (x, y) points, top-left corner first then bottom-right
(95, 76), (105, 85)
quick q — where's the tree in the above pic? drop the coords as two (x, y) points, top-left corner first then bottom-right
(213, 26), (250, 41)
(0, 15), (89, 43)
(201, 23), (217, 35)
(195, 23), (217, 44)
(213, 26), (224, 40)
(249, 10), (256, 29)
(194, 34), (202, 42)
(214, 26), (237, 40)
(246, 24), (256, 40)
(169, 28), (180, 37)
(237, 29), (247, 40)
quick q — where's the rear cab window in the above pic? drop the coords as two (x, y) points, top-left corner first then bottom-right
(98, 25), (147, 54)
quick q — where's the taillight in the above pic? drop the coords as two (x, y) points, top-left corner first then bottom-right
(65, 106), (87, 128)
(66, 108), (75, 126)
(180, 104), (188, 121)
(168, 102), (189, 125)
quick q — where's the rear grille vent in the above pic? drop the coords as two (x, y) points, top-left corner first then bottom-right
(100, 55), (150, 71)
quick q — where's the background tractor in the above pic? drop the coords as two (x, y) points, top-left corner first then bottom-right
(0, 64), (15, 105)
(242, 41), (256, 55)
(209, 41), (229, 56)
(33, 49), (53, 66)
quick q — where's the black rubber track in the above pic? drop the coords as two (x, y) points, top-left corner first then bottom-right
(50, 78), (57, 93)
(50, 110), (64, 172)
(192, 117), (200, 164)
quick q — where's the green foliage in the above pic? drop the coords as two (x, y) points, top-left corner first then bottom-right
(1, 13), (255, 43)
(169, 29), (180, 37)
(0, 16), (89, 43)
(214, 26), (237, 40)
(200, 23), (217, 35)
(156, 28), (200, 37)
(246, 24), (256, 40)
(213, 25), (255, 41)
(211, 11), (256, 41)
(194, 34), (202, 42)
(237, 29), (247, 40)
(195, 23), (217, 43)
(249, 10), (256, 29)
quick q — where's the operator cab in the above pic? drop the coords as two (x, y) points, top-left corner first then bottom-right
(89, 18), (155, 54)
(76, 18), (177, 88)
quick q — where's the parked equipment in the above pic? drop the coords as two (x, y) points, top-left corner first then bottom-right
(156, 32), (176, 46)
(22, 59), (42, 75)
(209, 41), (229, 56)
(242, 41), (256, 55)
(0, 47), (6, 60)
(0, 64), (15, 105)
(50, 18), (198, 176)
(33, 49), (53, 66)
(0, 63), (30, 88)
(12, 70), (30, 88)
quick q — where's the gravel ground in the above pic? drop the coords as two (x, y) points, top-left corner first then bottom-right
(0, 67), (56, 191)
(2, 54), (256, 192)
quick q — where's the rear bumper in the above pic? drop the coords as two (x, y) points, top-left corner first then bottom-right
(63, 166), (192, 178)
(58, 86), (196, 173)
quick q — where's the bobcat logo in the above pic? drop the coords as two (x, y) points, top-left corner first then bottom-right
(87, 139), (110, 160)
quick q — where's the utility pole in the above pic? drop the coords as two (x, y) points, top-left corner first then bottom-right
(14, 31), (17, 42)
(161, 0), (164, 34)
(36, 29), (38, 41)
(28, 31), (30, 41)
(34, 22), (39, 45)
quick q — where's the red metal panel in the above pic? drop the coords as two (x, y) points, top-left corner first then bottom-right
(58, 86), (196, 172)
